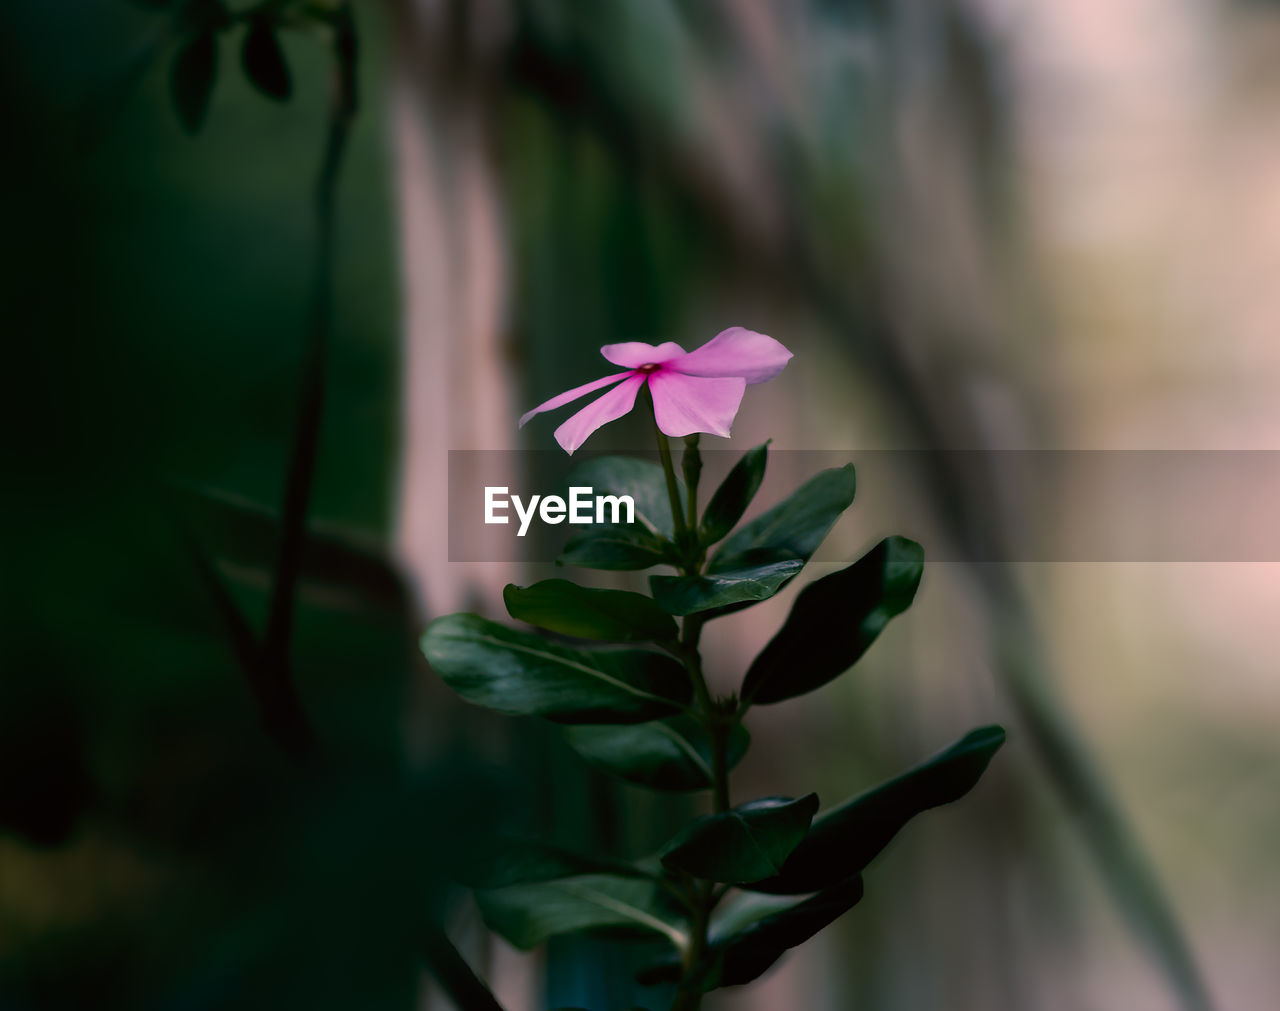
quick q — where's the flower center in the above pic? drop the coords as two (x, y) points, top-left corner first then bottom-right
(636, 362), (662, 374)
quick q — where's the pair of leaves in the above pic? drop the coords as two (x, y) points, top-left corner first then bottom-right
(746, 726), (1007, 894)
(634, 724), (1005, 989)
(660, 794), (819, 884)
(648, 463), (858, 616)
(453, 834), (685, 951)
(560, 446), (770, 573)
(420, 614), (689, 724)
(705, 877), (864, 988)
(558, 454), (857, 621)
(636, 877), (865, 991)
(466, 793), (829, 963)
(170, 15), (291, 134)
(564, 715), (750, 792)
(742, 536), (925, 705)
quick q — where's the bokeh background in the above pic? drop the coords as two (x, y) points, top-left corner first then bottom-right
(4, 1), (1280, 1009)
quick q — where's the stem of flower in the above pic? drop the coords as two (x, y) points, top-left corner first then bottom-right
(670, 612), (732, 1010)
(671, 887), (712, 1011)
(650, 415), (732, 1010)
(649, 397), (690, 548)
(682, 434), (701, 536)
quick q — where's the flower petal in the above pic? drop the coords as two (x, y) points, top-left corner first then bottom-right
(649, 372), (746, 440)
(669, 327), (792, 384)
(554, 373), (648, 454)
(519, 371), (634, 428)
(600, 341), (687, 368)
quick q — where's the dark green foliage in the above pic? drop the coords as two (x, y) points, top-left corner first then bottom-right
(660, 795), (819, 884)
(569, 456), (684, 538)
(706, 877), (864, 988)
(742, 536), (925, 704)
(560, 532), (673, 570)
(420, 614), (690, 723)
(699, 443), (768, 546)
(707, 464), (856, 573)
(505, 579), (678, 642)
(242, 17), (291, 101)
(477, 875), (686, 951)
(746, 726), (1006, 894)
(649, 559), (803, 616)
(171, 31), (217, 133)
(564, 716), (751, 792)
(559, 456), (683, 570)
(636, 878), (864, 990)
(421, 441), (1004, 1001)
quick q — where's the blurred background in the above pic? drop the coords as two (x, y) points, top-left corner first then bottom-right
(3, 0), (1280, 1009)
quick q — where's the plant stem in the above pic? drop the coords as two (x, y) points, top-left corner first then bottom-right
(653, 415), (733, 1011)
(670, 615), (731, 1010)
(670, 885), (712, 1011)
(255, 1), (358, 760)
(681, 614), (729, 813)
(653, 423), (689, 545)
(682, 434), (701, 535)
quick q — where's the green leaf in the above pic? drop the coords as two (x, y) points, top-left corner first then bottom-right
(709, 877), (864, 987)
(171, 32), (217, 134)
(636, 878), (864, 990)
(705, 889), (806, 940)
(558, 457), (681, 571)
(742, 537), (924, 705)
(477, 874), (688, 951)
(565, 715), (750, 791)
(568, 456), (683, 539)
(421, 614), (690, 724)
(708, 464), (856, 574)
(452, 835), (652, 890)
(747, 726), (1006, 894)
(559, 533), (671, 571)
(504, 579), (678, 642)
(700, 443), (768, 547)
(241, 17), (292, 101)
(649, 559), (804, 616)
(660, 794), (819, 884)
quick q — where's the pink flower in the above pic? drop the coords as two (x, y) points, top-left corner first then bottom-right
(519, 327), (793, 453)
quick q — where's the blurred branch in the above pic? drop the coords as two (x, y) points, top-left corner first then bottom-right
(997, 602), (1214, 1011)
(257, 2), (358, 755)
(174, 484), (410, 616)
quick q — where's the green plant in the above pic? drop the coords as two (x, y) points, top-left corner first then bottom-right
(422, 360), (1006, 1009)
